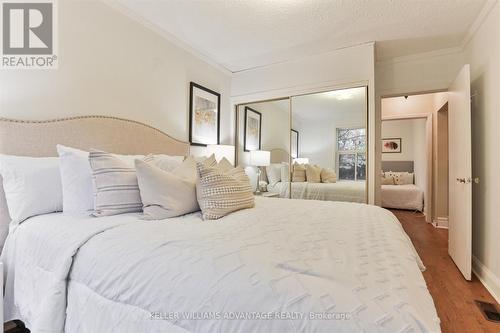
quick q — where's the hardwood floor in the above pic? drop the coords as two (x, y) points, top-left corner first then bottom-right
(391, 209), (500, 333)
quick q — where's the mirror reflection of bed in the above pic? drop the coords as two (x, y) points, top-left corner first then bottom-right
(287, 87), (368, 203)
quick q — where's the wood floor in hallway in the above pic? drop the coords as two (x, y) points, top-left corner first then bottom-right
(391, 209), (499, 333)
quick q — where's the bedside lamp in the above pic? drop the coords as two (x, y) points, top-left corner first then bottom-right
(250, 150), (270, 194)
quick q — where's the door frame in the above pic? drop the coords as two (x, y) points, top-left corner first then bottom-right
(381, 112), (433, 223)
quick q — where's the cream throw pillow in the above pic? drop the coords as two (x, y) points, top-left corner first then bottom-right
(292, 163), (306, 182)
(381, 176), (395, 185)
(135, 159), (198, 219)
(306, 164), (322, 183)
(196, 163), (254, 220)
(321, 168), (337, 183)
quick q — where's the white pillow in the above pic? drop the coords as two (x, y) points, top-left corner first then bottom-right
(135, 159), (199, 220)
(281, 162), (290, 183)
(0, 155), (62, 224)
(0, 175), (11, 252)
(147, 154), (185, 172)
(265, 163), (282, 185)
(57, 145), (94, 213)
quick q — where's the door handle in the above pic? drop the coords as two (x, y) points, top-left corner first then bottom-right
(456, 177), (478, 184)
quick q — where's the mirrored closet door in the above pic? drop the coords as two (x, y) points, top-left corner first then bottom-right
(236, 98), (291, 199)
(290, 87), (368, 203)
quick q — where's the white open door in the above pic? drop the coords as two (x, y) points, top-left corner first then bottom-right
(448, 64), (472, 281)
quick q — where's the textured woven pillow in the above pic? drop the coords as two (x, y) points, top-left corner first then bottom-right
(135, 158), (198, 219)
(292, 163), (306, 182)
(89, 150), (143, 216)
(321, 168), (337, 183)
(306, 164), (322, 183)
(196, 163), (254, 220)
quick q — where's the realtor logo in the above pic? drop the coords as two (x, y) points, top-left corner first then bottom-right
(1, 0), (58, 69)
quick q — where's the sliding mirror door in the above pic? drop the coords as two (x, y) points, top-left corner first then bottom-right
(236, 98), (291, 198)
(291, 87), (367, 203)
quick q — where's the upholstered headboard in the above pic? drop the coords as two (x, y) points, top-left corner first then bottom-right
(270, 148), (290, 164)
(381, 161), (414, 173)
(0, 116), (190, 157)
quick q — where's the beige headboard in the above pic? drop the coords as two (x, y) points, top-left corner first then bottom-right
(0, 116), (190, 157)
(270, 148), (290, 164)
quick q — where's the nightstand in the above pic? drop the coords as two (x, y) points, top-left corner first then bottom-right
(255, 192), (279, 198)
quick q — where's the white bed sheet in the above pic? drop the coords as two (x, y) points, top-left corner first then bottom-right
(381, 184), (424, 211)
(2, 198), (440, 333)
(268, 181), (366, 203)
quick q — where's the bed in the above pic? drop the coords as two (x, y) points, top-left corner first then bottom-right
(0, 116), (440, 333)
(268, 181), (366, 203)
(381, 161), (424, 211)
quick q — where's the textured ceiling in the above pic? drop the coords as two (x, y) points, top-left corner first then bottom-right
(116, 0), (487, 72)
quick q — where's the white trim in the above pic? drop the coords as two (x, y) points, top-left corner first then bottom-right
(472, 256), (500, 304)
(101, 0), (233, 76)
(460, 0), (498, 50)
(376, 46), (463, 67)
(432, 217), (449, 229)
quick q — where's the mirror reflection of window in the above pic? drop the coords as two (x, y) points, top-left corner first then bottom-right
(336, 128), (366, 181)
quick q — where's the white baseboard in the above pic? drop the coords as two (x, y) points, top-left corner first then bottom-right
(472, 255), (500, 304)
(432, 217), (449, 229)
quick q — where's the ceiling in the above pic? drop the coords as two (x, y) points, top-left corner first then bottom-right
(116, 0), (487, 72)
(292, 87), (366, 122)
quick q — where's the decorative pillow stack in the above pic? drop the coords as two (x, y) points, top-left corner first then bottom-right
(384, 171), (414, 185)
(196, 163), (254, 220)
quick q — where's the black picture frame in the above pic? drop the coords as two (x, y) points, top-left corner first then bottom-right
(244, 107), (262, 152)
(189, 82), (221, 146)
(382, 138), (402, 153)
(291, 129), (299, 158)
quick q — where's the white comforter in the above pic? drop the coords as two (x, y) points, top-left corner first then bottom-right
(269, 181), (366, 203)
(2, 198), (440, 333)
(381, 185), (424, 211)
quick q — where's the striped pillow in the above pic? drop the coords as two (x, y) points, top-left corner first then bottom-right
(89, 150), (143, 216)
(196, 163), (254, 220)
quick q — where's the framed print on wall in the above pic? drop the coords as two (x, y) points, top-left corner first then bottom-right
(244, 107), (262, 151)
(189, 82), (220, 146)
(291, 129), (299, 158)
(382, 138), (402, 153)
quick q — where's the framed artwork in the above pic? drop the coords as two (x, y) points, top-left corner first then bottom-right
(189, 82), (220, 146)
(382, 138), (402, 153)
(291, 129), (299, 158)
(244, 107), (262, 151)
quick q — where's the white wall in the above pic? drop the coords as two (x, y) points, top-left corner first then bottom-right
(0, 0), (232, 145)
(463, 1), (500, 302)
(232, 43), (376, 203)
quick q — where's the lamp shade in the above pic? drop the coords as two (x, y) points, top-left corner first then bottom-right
(206, 144), (235, 165)
(250, 150), (270, 167)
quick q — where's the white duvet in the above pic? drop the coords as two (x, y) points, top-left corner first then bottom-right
(2, 198), (440, 333)
(269, 181), (366, 203)
(381, 184), (424, 211)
